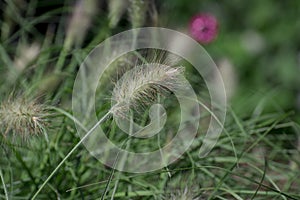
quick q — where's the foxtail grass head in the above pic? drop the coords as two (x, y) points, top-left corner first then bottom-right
(0, 96), (50, 141)
(128, 0), (148, 28)
(108, 0), (129, 28)
(65, 0), (97, 49)
(111, 63), (184, 117)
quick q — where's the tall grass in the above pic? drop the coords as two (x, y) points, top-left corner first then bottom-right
(0, 0), (299, 200)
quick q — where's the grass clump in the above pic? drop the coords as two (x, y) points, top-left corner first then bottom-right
(0, 0), (299, 200)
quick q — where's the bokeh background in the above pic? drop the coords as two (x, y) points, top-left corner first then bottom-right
(0, 0), (299, 199)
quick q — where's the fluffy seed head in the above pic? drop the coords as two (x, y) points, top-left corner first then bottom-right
(169, 187), (201, 200)
(108, 0), (129, 28)
(0, 97), (49, 139)
(65, 0), (97, 48)
(111, 64), (184, 116)
(128, 0), (148, 28)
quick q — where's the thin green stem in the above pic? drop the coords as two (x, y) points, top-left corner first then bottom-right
(31, 111), (112, 199)
(0, 169), (8, 200)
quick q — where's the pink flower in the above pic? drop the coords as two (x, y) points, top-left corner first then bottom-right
(189, 13), (218, 44)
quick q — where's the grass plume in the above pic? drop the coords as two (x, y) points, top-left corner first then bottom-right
(111, 64), (184, 116)
(0, 96), (50, 140)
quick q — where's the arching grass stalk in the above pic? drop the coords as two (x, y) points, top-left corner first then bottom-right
(31, 111), (111, 200)
(32, 62), (184, 199)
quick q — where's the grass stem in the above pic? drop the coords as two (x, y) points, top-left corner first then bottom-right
(31, 111), (111, 199)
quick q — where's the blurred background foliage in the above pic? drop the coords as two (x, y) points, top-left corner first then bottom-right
(162, 0), (300, 118)
(0, 0), (300, 199)
(1, 0), (299, 117)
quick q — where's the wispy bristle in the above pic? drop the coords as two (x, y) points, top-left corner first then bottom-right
(0, 97), (49, 140)
(111, 64), (184, 116)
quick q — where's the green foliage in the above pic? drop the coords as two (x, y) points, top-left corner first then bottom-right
(0, 0), (299, 199)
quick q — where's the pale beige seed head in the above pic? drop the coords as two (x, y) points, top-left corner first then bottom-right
(111, 63), (184, 116)
(128, 0), (148, 28)
(0, 97), (49, 139)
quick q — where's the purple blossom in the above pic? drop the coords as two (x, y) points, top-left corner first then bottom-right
(189, 13), (218, 44)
